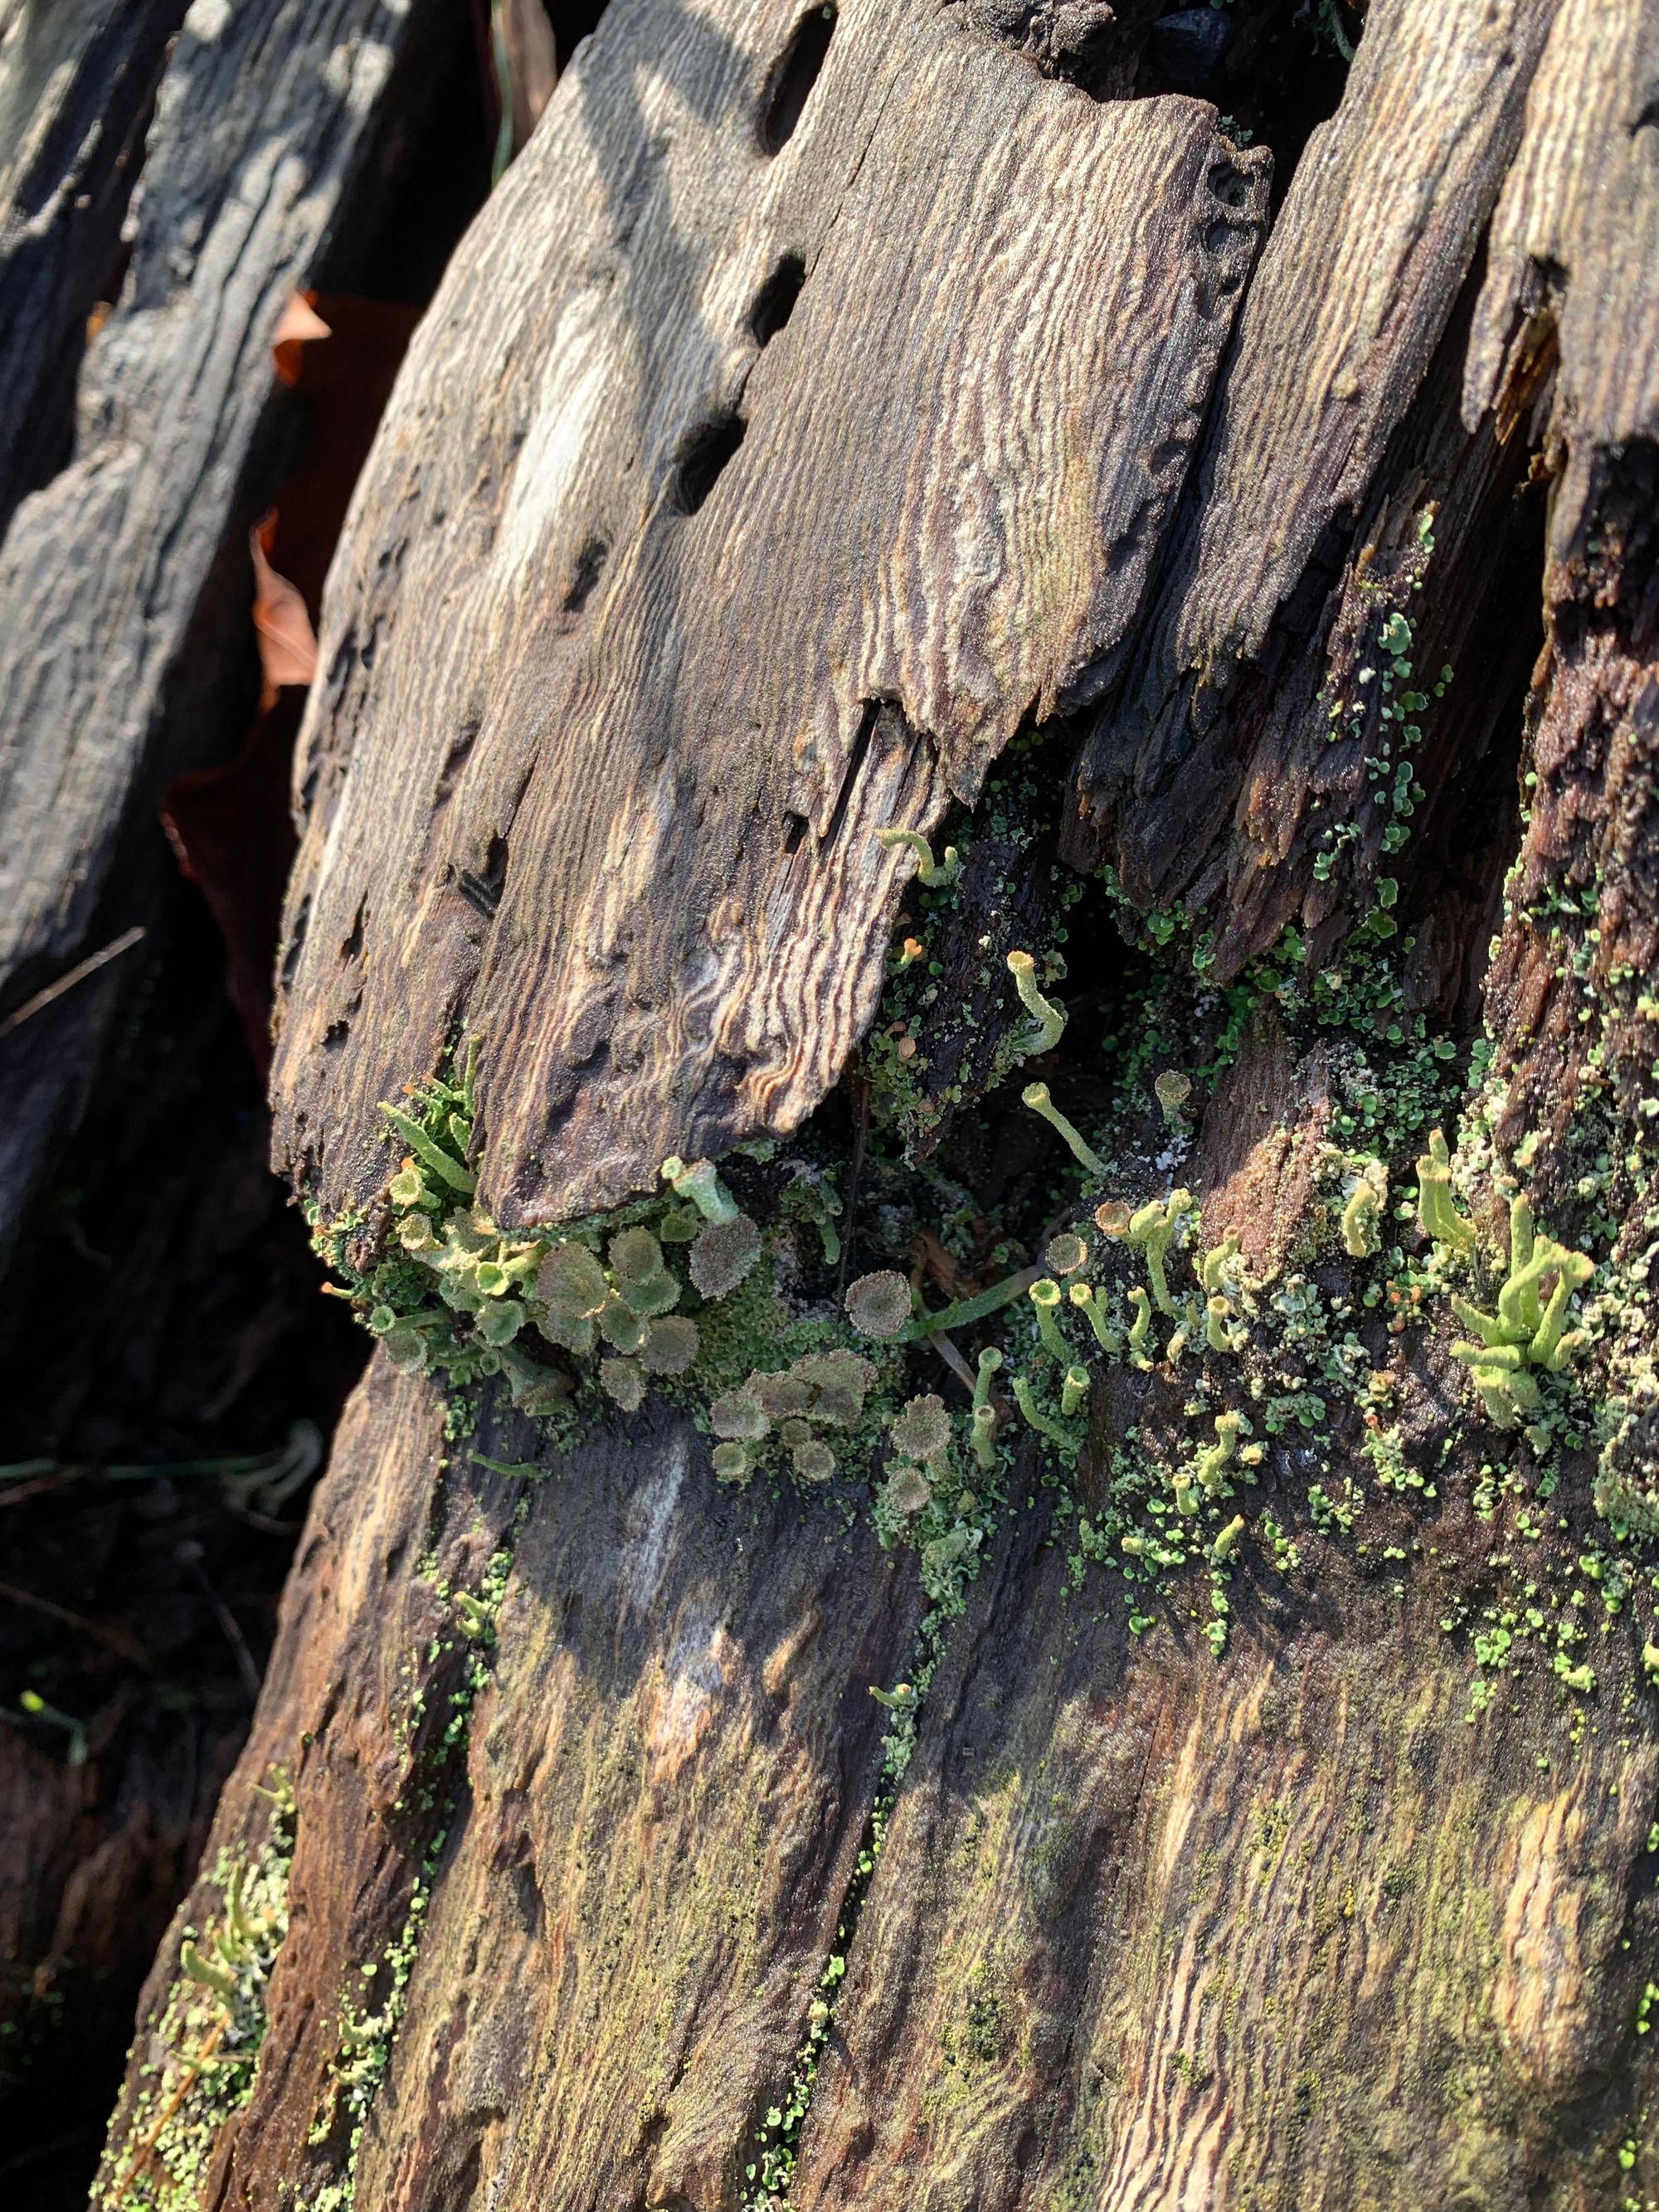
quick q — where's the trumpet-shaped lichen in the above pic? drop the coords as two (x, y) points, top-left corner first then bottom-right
(1413, 1131), (1595, 1429)
(1021, 1081), (1106, 1177)
(1006, 948), (1067, 1055)
(874, 825), (961, 887)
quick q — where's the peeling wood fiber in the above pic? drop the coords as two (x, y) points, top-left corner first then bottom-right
(270, 0), (1268, 1228)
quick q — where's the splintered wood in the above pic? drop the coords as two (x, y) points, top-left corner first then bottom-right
(1061, 0), (1559, 933)
(271, 0), (1267, 1226)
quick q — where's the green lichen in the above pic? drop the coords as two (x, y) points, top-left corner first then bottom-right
(306, 614), (1659, 1763)
(96, 1774), (295, 2212)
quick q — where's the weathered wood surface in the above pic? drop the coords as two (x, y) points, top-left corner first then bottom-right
(791, 1516), (1655, 2210)
(1466, 0), (1659, 1167)
(94, 1361), (918, 2210)
(1463, 0), (1659, 575)
(0, 0), (456, 1266)
(1061, 0), (1559, 955)
(270, 0), (1268, 1228)
(0, 4), (482, 2185)
(808, 30), (1659, 2198)
(0, 0), (187, 533)
(93, 1341), (1659, 2210)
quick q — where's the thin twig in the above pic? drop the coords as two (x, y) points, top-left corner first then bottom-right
(925, 1331), (978, 1393)
(0, 1472), (86, 1510)
(0, 1578), (151, 1666)
(184, 1558), (262, 1703)
(112, 2011), (226, 2201)
(0, 926), (145, 1039)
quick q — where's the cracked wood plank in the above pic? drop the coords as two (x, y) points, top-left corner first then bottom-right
(269, 0), (1267, 1229)
(344, 1412), (917, 2212)
(787, 1500), (1658, 2211)
(0, 0), (188, 533)
(1462, 0), (1659, 1179)
(1462, 0), (1659, 576)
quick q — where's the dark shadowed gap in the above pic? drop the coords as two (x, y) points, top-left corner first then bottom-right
(959, 0), (1355, 207)
(751, 250), (807, 345)
(1140, 0), (1359, 210)
(672, 409), (747, 514)
(562, 533), (610, 611)
(761, 4), (837, 153)
(546, 0), (612, 65)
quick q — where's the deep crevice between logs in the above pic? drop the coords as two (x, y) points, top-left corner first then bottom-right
(952, 0), (1356, 203)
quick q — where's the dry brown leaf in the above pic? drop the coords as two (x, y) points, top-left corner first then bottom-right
(250, 513), (318, 698)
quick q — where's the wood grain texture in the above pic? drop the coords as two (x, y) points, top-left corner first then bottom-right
(348, 1420), (917, 2212)
(0, 0), (187, 533)
(1061, 0), (1557, 934)
(90, 1356), (519, 2209)
(0, 0), (450, 1260)
(93, 1371), (1659, 2209)
(788, 1505), (1659, 2211)
(1461, 0), (1659, 1185)
(269, 0), (1268, 1228)
(91, 1360), (919, 2211)
(82, 7), (1659, 2208)
(1463, 0), (1659, 571)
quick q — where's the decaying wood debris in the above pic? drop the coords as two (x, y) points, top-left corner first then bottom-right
(80, 0), (1659, 2206)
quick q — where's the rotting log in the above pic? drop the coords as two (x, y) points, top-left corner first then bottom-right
(266, 0), (1270, 1220)
(95, 1), (1659, 2207)
(0, 0), (189, 535)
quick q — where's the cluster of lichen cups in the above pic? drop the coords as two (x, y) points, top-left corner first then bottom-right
(355, 1017), (1259, 1540)
(354, 941), (1599, 1574)
(176, 1858), (285, 2018)
(374, 1120), (882, 1479)
(1413, 1127), (1593, 1434)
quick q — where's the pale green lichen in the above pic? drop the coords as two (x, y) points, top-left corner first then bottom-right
(97, 1775), (295, 2212)
(1006, 949), (1067, 1055)
(1021, 1080), (1105, 1176)
(874, 825), (961, 887)
(1415, 1135), (1595, 1429)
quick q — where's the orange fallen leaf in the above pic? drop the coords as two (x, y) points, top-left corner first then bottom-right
(272, 291), (332, 387)
(163, 292), (418, 1071)
(251, 513), (317, 699)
